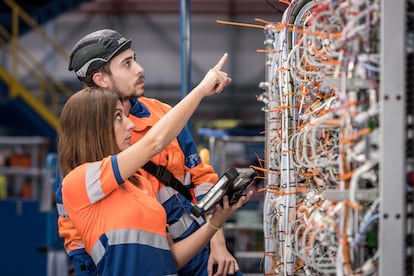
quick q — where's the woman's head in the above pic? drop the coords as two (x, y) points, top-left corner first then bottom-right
(58, 87), (134, 177)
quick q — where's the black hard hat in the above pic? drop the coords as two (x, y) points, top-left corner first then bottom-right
(68, 29), (132, 79)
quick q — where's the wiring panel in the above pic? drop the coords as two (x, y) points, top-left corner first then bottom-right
(254, 0), (412, 275)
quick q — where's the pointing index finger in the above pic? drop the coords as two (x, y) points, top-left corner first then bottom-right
(212, 53), (228, 71)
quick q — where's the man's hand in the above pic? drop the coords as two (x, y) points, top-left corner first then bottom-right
(207, 229), (240, 276)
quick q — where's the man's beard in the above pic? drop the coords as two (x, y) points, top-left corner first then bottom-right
(108, 75), (145, 99)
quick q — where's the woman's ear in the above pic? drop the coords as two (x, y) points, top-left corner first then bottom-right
(92, 72), (109, 88)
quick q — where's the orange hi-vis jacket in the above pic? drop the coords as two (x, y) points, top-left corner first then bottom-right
(56, 97), (219, 275)
(130, 97), (218, 199)
(128, 97), (220, 275)
(129, 97), (218, 239)
(62, 155), (177, 275)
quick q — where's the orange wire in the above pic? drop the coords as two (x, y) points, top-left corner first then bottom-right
(216, 19), (268, 30)
(254, 18), (276, 25)
(339, 170), (354, 180)
(256, 49), (282, 53)
(343, 200), (364, 210)
(217, 19), (342, 39)
(279, 0), (291, 5)
(310, 45), (342, 66)
(340, 128), (371, 144)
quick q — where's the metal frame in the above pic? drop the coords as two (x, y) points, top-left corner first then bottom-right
(379, 0), (407, 274)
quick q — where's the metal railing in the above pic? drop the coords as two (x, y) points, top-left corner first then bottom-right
(0, 0), (74, 130)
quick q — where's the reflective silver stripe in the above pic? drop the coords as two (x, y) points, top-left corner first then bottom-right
(90, 238), (105, 265)
(75, 57), (107, 78)
(56, 203), (68, 217)
(157, 186), (177, 205)
(182, 171), (192, 185)
(156, 183), (205, 238)
(107, 229), (170, 249)
(90, 229), (170, 265)
(85, 161), (105, 204)
(193, 182), (213, 198)
(195, 215), (205, 225)
(168, 214), (193, 238)
(168, 213), (204, 239)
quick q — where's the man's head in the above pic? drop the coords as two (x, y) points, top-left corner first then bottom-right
(69, 29), (145, 98)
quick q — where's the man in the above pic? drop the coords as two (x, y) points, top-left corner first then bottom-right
(56, 29), (242, 276)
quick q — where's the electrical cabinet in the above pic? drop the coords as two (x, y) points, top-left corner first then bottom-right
(256, 0), (413, 274)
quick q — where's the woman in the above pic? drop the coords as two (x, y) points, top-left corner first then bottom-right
(59, 55), (252, 275)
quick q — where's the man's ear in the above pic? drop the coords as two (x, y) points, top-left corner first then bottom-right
(92, 72), (109, 88)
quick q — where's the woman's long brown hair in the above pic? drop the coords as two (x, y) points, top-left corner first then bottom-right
(58, 87), (140, 186)
(58, 87), (120, 177)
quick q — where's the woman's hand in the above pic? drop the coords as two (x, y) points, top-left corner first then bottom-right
(209, 190), (253, 228)
(197, 53), (232, 96)
(169, 190), (253, 270)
